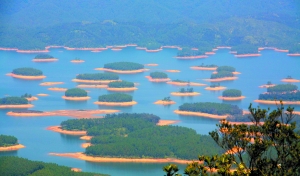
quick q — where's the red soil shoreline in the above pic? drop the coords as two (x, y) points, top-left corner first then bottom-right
(281, 78), (300, 83)
(48, 87), (67, 91)
(204, 77), (238, 82)
(190, 66), (217, 71)
(218, 96), (245, 101)
(32, 58), (58, 62)
(62, 96), (90, 101)
(7, 73), (46, 80)
(254, 100), (300, 105)
(94, 101), (137, 106)
(0, 104), (33, 109)
(106, 87), (138, 92)
(145, 76), (171, 82)
(174, 55), (208, 59)
(154, 100), (176, 105)
(205, 86), (227, 91)
(0, 144), (25, 151)
(234, 54), (261, 57)
(167, 81), (206, 86)
(49, 152), (193, 164)
(170, 92), (200, 96)
(174, 110), (228, 119)
(72, 79), (120, 84)
(96, 68), (149, 74)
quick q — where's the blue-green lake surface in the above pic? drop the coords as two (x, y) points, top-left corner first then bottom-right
(0, 47), (299, 176)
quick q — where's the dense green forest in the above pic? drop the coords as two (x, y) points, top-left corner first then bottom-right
(76, 73), (119, 80)
(104, 62), (144, 71)
(178, 102), (243, 116)
(0, 97), (28, 105)
(12, 67), (43, 76)
(210, 71), (234, 79)
(0, 135), (18, 147)
(0, 156), (107, 176)
(149, 72), (168, 79)
(108, 81), (134, 88)
(259, 91), (300, 101)
(177, 47), (205, 57)
(98, 93), (132, 102)
(222, 89), (242, 97)
(86, 125), (222, 159)
(61, 113), (160, 131)
(0, 1), (299, 53)
(216, 66), (236, 72)
(34, 53), (54, 59)
(65, 88), (88, 97)
(267, 84), (298, 93)
(60, 113), (222, 159)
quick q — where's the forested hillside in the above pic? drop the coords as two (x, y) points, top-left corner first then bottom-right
(0, 0), (299, 52)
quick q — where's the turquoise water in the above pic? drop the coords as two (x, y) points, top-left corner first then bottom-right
(0, 47), (299, 175)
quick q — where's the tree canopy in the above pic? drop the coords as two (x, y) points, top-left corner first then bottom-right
(0, 97), (28, 105)
(216, 66), (236, 72)
(76, 73), (119, 80)
(150, 72), (168, 79)
(98, 93), (132, 102)
(108, 80), (134, 88)
(104, 62), (144, 71)
(178, 102), (242, 116)
(12, 67), (43, 76)
(34, 54), (54, 59)
(65, 88), (88, 97)
(222, 89), (242, 97)
(210, 71), (234, 79)
(0, 135), (18, 147)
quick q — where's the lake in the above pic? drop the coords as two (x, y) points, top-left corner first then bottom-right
(0, 47), (299, 176)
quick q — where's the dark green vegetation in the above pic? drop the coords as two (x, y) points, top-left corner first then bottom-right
(216, 66), (236, 72)
(178, 102), (242, 116)
(162, 97), (171, 101)
(21, 93), (32, 98)
(108, 81), (134, 88)
(172, 79), (188, 83)
(259, 84), (300, 101)
(104, 62), (144, 71)
(222, 89), (242, 97)
(98, 93), (132, 102)
(199, 63), (218, 68)
(165, 104), (300, 175)
(65, 88), (87, 97)
(60, 113), (222, 159)
(0, 135), (18, 147)
(259, 91), (300, 101)
(177, 47), (205, 57)
(0, 156), (107, 176)
(34, 53), (54, 59)
(76, 73), (119, 80)
(12, 67), (43, 76)
(267, 84), (298, 93)
(1, 1), (299, 53)
(149, 72), (168, 79)
(178, 88), (194, 93)
(0, 97), (28, 105)
(210, 71), (234, 79)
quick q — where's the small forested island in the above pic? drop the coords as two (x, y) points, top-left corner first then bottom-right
(176, 47), (208, 59)
(62, 88), (90, 101)
(146, 72), (170, 82)
(96, 62), (148, 73)
(171, 88), (200, 96)
(281, 75), (300, 83)
(52, 113), (222, 162)
(231, 44), (261, 57)
(219, 89), (245, 101)
(73, 73), (119, 84)
(256, 84), (300, 104)
(205, 71), (237, 82)
(0, 96), (33, 108)
(259, 81), (276, 88)
(32, 53), (57, 62)
(0, 156), (107, 175)
(71, 57), (84, 63)
(175, 102), (242, 119)
(205, 83), (226, 91)
(154, 96), (176, 105)
(107, 80), (137, 91)
(190, 63), (218, 70)
(167, 79), (206, 86)
(0, 135), (25, 151)
(21, 93), (38, 101)
(95, 93), (137, 106)
(8, 67), (46, 80)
